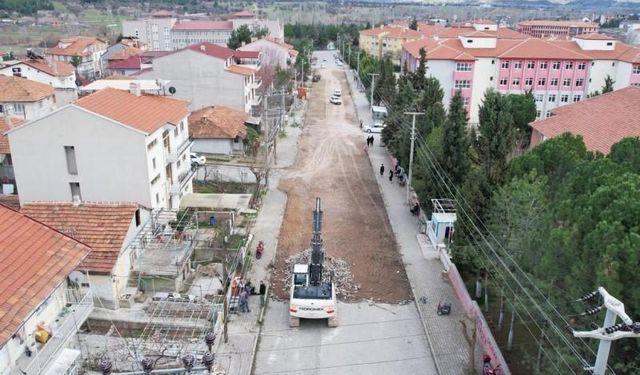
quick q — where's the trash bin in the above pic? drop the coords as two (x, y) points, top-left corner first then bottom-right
(209, 216), (217, 226)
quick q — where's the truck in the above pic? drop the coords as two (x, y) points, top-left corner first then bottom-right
(289, 197), (338, 327)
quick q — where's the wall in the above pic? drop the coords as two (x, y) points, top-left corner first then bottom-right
(89, 274), (118, 309)
(586, 60), (617, 94)
(192, 138), (234, 155)
(469, 58), (497, 124)
(0, 64), (77, 91)
(239, 40), (288, 69)
(10, 105), (152, 207)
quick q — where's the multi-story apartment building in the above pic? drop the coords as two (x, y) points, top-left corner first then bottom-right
(122, 11), (176, 51)
(230, 10), (284, 42)
(517, 20), (599, 39)
(171, 20), (233, 49)
(0, 75), (56, 120)
(0, 204), (93, 375)
(7, 86), (194, 210)
(0, 59), (77, 105)
(359, 25), (422, 65)
(402, 30), (640, 123)
(46, 37), (108, 80)
(137, 42), (261, 113)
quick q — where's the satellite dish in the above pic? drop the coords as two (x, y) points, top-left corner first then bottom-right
(69, 270), (87, 285)
(168, 86), (176, 95)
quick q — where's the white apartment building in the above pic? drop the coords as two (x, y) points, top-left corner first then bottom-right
(137, 43), (261, 113)
(0, 59), (77, 105)
(0, 75), (56, 120)
(0, 205), (93, 375)
(122, 13), (176, 51)
(8, 86), (194, 210)
(171, 20), (233, 49)
(238, 37), (297, 69)
(46, 37), (108, 80)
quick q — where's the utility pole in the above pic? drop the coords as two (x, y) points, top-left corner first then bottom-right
(573, 287), (640, 375)
(368, 73), (379, 108)
(404, 111), (424, 202)
(347, 43), (351, 67)
(357, 51), (361, 90)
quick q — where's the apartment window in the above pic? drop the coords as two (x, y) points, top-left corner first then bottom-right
(513, 61), (522, 69)
(180, 121), (185, 132)
(538, 78), (546, 86)
(527, 61), (535, 69)
(565, 62), (573, 70)
(147, 138), (158, 150)
(69, 183), (81, 201)
(456, 62), (472, 71)
(573, 94), (582, 102)
(512, 78), (520, 85)
(578, 62), (587, 70)
(607, 42), (613, 46)
(575, 79), (584, 87)
(151, 173), (160, 185)
(563, 79), (571, 87)
(548, 94), (556, 102)
(135, 209), (141, 227)
(546, 111), (553, 118)
(12, 103), (25, 114)
(535, 94), (544, 102)
(560, 94), (569, 103)
(64, 146), (78, 175)
(536, 110), (541, 118)
(463, 97), (471, 106)
(499, 78), (508, 85)
(550, 78), (559, 86)
(633, 65), (640, 75)
(152, 157), (157, 170)
(174, 128), (179, 137)
(552, 61), (561, 70)
(524, 78), (533, 86)
(501, 61), (509, 69)
(539, 61), (548, 69)
(454, 80), (471, 89)
(156, 193), (160, 204)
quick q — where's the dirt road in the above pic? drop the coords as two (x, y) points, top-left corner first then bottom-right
(271, 61), (410, 303)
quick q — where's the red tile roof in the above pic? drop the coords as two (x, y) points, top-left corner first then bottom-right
(46, 36), (106, 57)
(172, 20), (233, 31)
(189, 106), (248, 139)
(0, 204), (91, 347)
(0, 75), (55, 102)
(226, 64), (256, 76)
(21, 202), (138, 274)
(233, 10), (256, 18)
(108, 55), (142, 70)
(15, 59), (75, 77)
(233, 50), (260, 58)
(530, 87), (640, 154)
(574, 33), (615, 40)
(184, 42), (235, 60)
(0, 117), (25, 154)
(499, 38), (590, 60)
(518, 20), (598, 28)
(74, 88), (189, 134)
(553, 39), (640, 63)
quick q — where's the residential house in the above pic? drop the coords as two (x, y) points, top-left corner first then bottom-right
(238, 37), (296, 69)
(0, 59), (77, 105)
(107, 55), (147, 76)
(137, 43), (261, 113)
(171, 20), (234, 49)
(122, 11), (177, 51)
(189, 105), (248, 155)
(21, 202), (150, 310)
(46, 37), (108, 80)
(0, 75), (56, 120)
(517, 20), (599, 39)
(359, 25), (422, 65)
(8, 87), (194, 210)
(0, 117), (24, 192)
(79, 79), (169, 96)
(0, 204), (92, 375)
(401, 28), (640, 123)
(100, 43), (142, 72)
(529, 86), (640, 154)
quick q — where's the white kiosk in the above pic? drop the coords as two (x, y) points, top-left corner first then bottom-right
(427, 199), (457, 248)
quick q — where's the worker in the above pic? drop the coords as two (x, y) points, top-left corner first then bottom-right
(259, 281), (266, 306)
(379, 163), (385, 176)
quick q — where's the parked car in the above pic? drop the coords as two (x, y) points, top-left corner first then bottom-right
(333, 88), (342, 97)
(320, 63), (326, 69)
(363, 123), (385, 133)
(329, 95), (342, 105)
(335, 60), (343, 66)
(191, 153), (206, 166)
(312, 74), (321, 82)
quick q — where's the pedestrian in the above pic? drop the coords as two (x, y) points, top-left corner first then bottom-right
(259, 281), (266, 306)
(370, 136), (374, 146)
(380, 163), (385, 176)
(360, 120), (363, 129)
(389, 169), (394, 182)
(239, 289), (250, 313)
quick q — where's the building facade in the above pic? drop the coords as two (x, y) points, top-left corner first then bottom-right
(516, 20), (599, 39)
(359, 25), (422, 65)
(0, 75), (56, 120)
(8, 87), (194, 210)
(171, 20), (233, 49)
(46, 37), (108, 80)
(122, 13), (176, 51)
(0, 59), (77, 105)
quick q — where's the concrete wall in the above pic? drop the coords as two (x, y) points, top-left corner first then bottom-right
(9, 105), (152, 207)
(0, 64), (77, 91)
(192, 138), (236, 155)
(1, 96), (56, 121)
(469, 58), (497, 124)
(239, 40), (288, 68)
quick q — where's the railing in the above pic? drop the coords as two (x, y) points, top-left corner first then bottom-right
(23, 289), (93, 375)
(164, 138), (193, 164)
(170, 167), (196, 195)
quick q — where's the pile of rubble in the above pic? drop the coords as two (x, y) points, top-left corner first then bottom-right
(281, 248), (360, 300)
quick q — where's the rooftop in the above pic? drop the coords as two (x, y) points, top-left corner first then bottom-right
(574, 33), (615, 40)
(21, 202), (139, 274)
(172, 20), (233, 31)
(0, 204), (91, 347)
(46, 36), (106, 57)
(188, 105), (248, 140)
(107, 55), (143, 70)
(182, 42), (236, 60)
(233, 10), (256, 18)
(226, 64), (257, 76)
(0, 195), (19, 210)
(74, 88), (189, 134)
(0, 75), (55, 102)
(80, 79), (169, 93)
(232, 49), (260, 59)
(0, 117), (25, 154)
(8, 59), (75, 77)
(518, 20), (598, 28)
(530, 87), (640, 155)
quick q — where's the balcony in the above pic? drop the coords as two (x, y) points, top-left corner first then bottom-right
(164, 138), (193, 164)
(170, 167), (196, 195)
(15, 290), (93, 375)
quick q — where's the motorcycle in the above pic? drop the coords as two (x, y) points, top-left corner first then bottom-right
(482, 354), (502, 375)
(256, 241), (264, 259)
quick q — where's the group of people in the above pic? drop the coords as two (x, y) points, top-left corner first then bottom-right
(365, 135), (374, 147)
(231, 277), (267, 313)
(380, 163), (406, 183)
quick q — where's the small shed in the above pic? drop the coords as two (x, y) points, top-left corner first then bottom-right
(188, 106), (248, 156)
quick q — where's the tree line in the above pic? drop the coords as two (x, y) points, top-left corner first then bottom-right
(0, 0), (53, 15)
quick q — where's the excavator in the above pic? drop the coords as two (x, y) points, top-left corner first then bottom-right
(289, 197), (338, 327)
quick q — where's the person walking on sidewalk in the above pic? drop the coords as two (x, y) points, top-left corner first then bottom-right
(259, 281), (266, 306)
(389, 169), (394, 182)
(380, 163), (385, 176)
(239, 289), (250, 313)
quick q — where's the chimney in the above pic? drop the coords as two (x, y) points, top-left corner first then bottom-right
(129, 82), (141, 96)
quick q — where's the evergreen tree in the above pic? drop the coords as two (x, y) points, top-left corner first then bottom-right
(602, 74), (615, 93)
(376, 55), (396, 105)
(441, 91), (470, 187)
(411, 48), (427, 91)
(507, 92), (536, 148)
(409, 18), (418, 30)
(227, 25), (252, 49)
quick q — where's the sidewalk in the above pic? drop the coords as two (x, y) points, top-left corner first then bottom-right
(214, 101), (305, 375)
(346, 69), (472, 375)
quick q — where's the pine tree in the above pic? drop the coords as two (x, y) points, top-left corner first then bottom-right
(603, 74), (615, 93)
(411, 48), (427, 91)
(441, 91), (470, 187)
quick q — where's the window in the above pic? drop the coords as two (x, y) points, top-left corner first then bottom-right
(575, 79), (584, 87)
(552, 61), (561, 70)
(147, 138), (158, 150)
(64, 146), (77, 175)
(550, 78), (559, 86)
(152, 157), (157, 170)
(466, 39), (473, 43)
(578, 62), (586, 70)
(535, 94), (544, 102)
(573, 94), (582, 102)
(501, 61), (509, 69)
(135, 209), (141, 227)
(463, 97), (471, 106)
(524, 78), (533, 86)
(538, 78), (546, 86)
(536, 110), (542, 118)
(512, 78), (520, 85)
(560, 94), (569, 103)
(548, 94), (556, 102)
(513, 61), (522, 69)
(565, 62), (573, 70)
(546, 111), (553, 118)
(454, 80), (471, 89)
(539, 62), (548, 69)
(563, 79), (571, 87)
(499, 78), (508, 85)
(633, 66), (640, 74)
(156, 193), (160, 204)
(12, 103), (25, 114)
(70, 183), (81, 201)
(456, 62), (472, 71)
(180, 121), (185, 132)
(174, 128), (178, 137)
(607, 42), (613, 46)
(527, 61), (535, 69)
(151, 173), (160, 185)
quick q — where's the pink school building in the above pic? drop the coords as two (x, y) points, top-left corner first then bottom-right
(401, 25), (640, 124)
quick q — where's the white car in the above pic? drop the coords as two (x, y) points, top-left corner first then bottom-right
(320, 63), (326, 69)
(333, 88), (342, 97)
(363, 123), (384, 133)
(335, 60), (343, 66)
(190, 153), (206, 166)
(329, 95), (342, 105)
